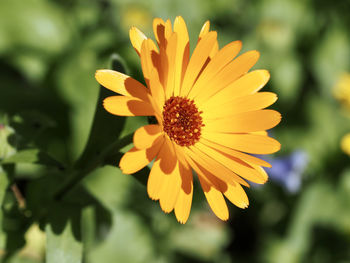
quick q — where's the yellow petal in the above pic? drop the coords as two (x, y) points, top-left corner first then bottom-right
(158, 47), (168, 89)
(222, 182), (249, 209)
(133, 124), (162, 149)
(151, 19), (171, 87)
(198, 173), (229, 221)
(184, 147), (249, 187)
(251, 131), (268, 136)
(187, 150), (229, 189)
(198, 20), (210, 40)
(153, 18), (172, 45)
(173, 16), (190, 97)
(165, 19), (173, 40)
(180, 31), (218, 96)
(249, 163), (269, 182)
(174, 162), (193, 224)
(95, 70), (149, 101)
(160, 138), (177, 173)
(188, 40), (242, 99)
(182, 151), (211, 187)
(140, 39), (166, 113)
(159, 159), (181, 213)
(140, 38), (159, 86)
(201, 132), (281, 154)
(202, 92), (277, 120)
(203, 110), (282, 133)
(119, 138), (163, 174)
(153, 18), (166, 45)
(147, 139), (177, 200)
(201, 138), (272, 168)
(147, 161), (164, 201)
(165, 32), (178, 99)
(187, 154), (249, 209)
(210, 40), (219, 58)
(195, 50), (260, 104)
(103, 96), (154, 116)
(195, 142), (267, 184)
(172, 143), (191, 171)
(129, 26), (147, 56)
(201, 70), (270, 109)
(148, 68), (165, 117)
(196, 20), (218, 58)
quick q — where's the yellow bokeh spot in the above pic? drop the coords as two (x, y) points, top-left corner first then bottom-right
(341, 133), (350, 156)
(120, 5), (152, 33)
(333, 73), (350, 110)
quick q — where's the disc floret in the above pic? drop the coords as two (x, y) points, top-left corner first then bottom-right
(162, 96), (204, 146)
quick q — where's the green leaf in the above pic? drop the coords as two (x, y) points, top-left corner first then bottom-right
(25, 172), (112, 245)
(81, 206), (95, 257)
(2, 149), (64, 169)
(87, 210), (156, 263)
(74, 54), (131, 169)
(11, 111), (56, 139)
(45, 203), (83, 263)
(312, 25), (350, 96)
(110, 53), (130, 75)
(0, 166), (10, 207)
(0, 123), (17, 160)
(46, 222), (83, 263)
(0, 0), (71, 55)
(0, 166), (10, 249)
(0, 165), (30, 257)
(43, 187), (111, 262)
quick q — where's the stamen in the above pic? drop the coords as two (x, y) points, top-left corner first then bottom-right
(162, 96), (204, 146)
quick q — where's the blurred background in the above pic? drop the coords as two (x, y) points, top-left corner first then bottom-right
(1, 0), (350, 262)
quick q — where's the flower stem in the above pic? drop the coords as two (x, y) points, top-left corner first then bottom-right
(53, 133), (133, 201)
(11, 184), (26, 209)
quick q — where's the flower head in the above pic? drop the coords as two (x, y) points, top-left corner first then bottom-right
(95, 17), (281, 223)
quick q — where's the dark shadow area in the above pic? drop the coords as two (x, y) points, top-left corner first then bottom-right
(26, 173), (112, 243)
(0, 58), (73, 163)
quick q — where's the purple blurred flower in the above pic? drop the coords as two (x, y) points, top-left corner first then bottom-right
(263, 150), (308, 193)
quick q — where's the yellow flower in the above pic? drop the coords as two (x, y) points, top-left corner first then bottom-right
(333, 73), (350, 110)
(95, 17), (281, 223)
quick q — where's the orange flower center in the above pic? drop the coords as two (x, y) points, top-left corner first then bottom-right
(162, 96), (204, 146)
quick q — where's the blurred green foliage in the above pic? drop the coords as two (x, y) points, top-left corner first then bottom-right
(1, 0), (350, 262)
